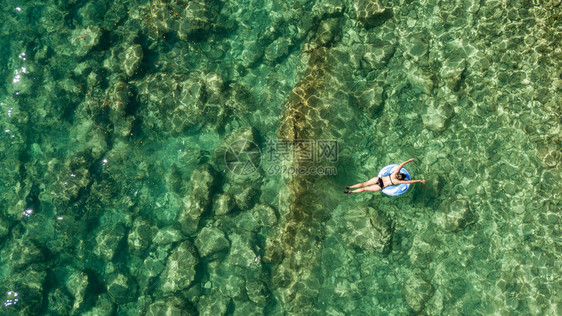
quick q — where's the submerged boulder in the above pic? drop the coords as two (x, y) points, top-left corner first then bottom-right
(246, 280), (270, 304)
(226, 233), (256, 267)
(440, 46), (467, 91)
(351, 0), (391, 28)
(435, 199), (477, 232)
(421, 101), (453, 133)
(214, 193), (235, 216)
(197, 294), (229, 316)
(146, 299), (190, 316)
(195, 227), (230, 257)
(153, 226), (184, 245)
(123, 44), (143, 77)
(65, 270), (89, 312)
(128, 218), (157, 256)
(107, 273), (137, 304)
(352, 82), (385, 117)
(4, 269), (46, 314)
(69, 26), (101, 56)
(343, 207), (394, 253)
(94, 224), (126, 261)
(403, 274), (434, 312)
(179, 164), (217, 235)
(161, 241), (198, 293)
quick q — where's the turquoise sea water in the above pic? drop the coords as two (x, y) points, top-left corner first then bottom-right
(0, 0), (560, 314)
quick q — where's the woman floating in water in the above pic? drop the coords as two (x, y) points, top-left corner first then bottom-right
(344, 158), (425, 194)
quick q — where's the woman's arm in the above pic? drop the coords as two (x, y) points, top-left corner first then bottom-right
(399, 179), (426, 184)
(394, 158), (415, 175)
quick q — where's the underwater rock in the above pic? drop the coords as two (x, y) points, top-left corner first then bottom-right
(353, 83), (385, 117)
(252, 204), (278, 227)
(362, 40), (396, 70)
(311, 0), (344, 18)
(166, 163), (191, 196)
(407, 233), (434, 267)
(109, 79), (132, 114)
(227, 233), (256, 267)
(121, 295), (153, 316)
(214, 193), (235, 216)
(6, 269), (47, 314)
(146, 299), (190, 316)
(406, 65), (435, 94)
(152, 192), (184, 227)
(265, 37), (291, 64)
(142, 252), (167, 278)
(274, 42), (353, 312)
(0, 157), (24, 219)
(343, 207), (394, 253)
(123, 44), (143, 77)
(538, 145), (560, 168)
(137, 71), (227, 134)
(234, 186), (259, 210)
(309, 18), (341, 50)
(240, 41), (265, 67)
(179, 199), (206, 235)
(435, 199), (477, 232)
(421, 101), (453, 133)
(94, 224), (126, 261)
(185, 283), (203, 305)
(107, 273), (137, 304)
(65, 270), (88, 312)
(195, 227), (230, 257)
(403, 275), (434, 312)
(172, 73), (226, 133)
(271, 261), (293, 288)
(246, 280), (270, 304)
(137, 73), (183, 111)
(233, 301), (263, 315)
(177, 0), (220, 41)
(179, 164), (216, 235)
(128, 218), (157, 256)
(191, 164), (216, 202)
(440, 47), (467, 91)
(47, 288), (72, 315)
(38, 6), (67, 34)
(79, 2), (107, 26)
(263, 235), (283, 263)
(217, 274), (246, 300)
(89, 293), (114, 315)
(234, 211), (259, 232)
(4, 238), (44, 268)
(403, 32), (430, 61)
(48, 158), (91, 207)
(197, 294), (229, 316)
(69, 26), (101, 56)
(153, 226), (184, 245)
(351, 0), (391, 28)
(161, 241), (198, 293)
(0, 217), (9, 240)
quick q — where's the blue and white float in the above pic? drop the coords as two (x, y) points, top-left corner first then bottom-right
(377, 164), (411, 196)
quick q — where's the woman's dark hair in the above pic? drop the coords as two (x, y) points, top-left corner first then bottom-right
(397, 173), (407, 180)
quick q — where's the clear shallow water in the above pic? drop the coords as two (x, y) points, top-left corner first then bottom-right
(0, 0), (560, 314)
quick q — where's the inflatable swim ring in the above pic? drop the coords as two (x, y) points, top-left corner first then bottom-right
(377, 164), (411, 196)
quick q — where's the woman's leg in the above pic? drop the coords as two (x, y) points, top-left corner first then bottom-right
(348, 176), (380, 189)
(349, 184), (381, 193)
